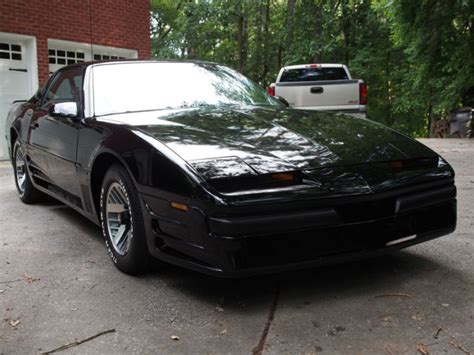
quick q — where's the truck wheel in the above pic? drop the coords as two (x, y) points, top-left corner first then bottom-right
(100, 164), (152, 274)
(13, 140), (43, 204)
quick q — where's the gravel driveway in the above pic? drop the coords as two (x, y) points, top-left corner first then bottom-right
(0, 139), (472, 354)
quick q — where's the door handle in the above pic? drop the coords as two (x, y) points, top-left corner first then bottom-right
(310, 87), (324, 94)
(9, 68), (28, 72)
(30, 122), (39, 130)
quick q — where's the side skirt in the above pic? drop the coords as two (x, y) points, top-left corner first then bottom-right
(28, 172), (100, 226)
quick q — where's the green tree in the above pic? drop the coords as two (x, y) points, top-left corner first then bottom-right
(149, 0), (474, 137)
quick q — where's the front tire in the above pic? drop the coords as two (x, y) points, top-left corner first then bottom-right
(100, 164), (152, 274)
(13, 140), (43, 204)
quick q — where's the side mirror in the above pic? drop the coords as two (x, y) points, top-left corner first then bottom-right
(50, 101), (78, 118)
(275, 95), (290, 107)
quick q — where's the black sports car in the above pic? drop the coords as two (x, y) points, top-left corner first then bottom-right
(6, 60), (456, 277)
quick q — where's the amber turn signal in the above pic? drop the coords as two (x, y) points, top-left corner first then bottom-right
(170, 201), (188, 212)
(271, 172), (295, 182)
(389, 161), (403, 169)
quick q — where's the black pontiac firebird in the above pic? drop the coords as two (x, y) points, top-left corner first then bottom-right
(6, 60), (456, 277)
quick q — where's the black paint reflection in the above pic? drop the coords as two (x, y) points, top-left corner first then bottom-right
(97, 105), (448, 197)
(126, 106), (437, 173)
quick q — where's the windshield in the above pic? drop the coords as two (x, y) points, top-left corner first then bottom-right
(92, 62), (279, 116)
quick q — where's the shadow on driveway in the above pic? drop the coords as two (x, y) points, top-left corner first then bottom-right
(47, 198), (459, 314)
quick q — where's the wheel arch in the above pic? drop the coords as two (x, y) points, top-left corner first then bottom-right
(88, 136), (204, 219)
(89, 151), (139, 220)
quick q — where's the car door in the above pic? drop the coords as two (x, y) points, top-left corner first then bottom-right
(28, 68), (84, 201)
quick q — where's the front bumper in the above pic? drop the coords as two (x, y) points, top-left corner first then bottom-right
(142, 182), (456, 277)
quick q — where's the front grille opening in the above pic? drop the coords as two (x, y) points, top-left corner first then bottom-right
(151, 218), (161, 235)
(337, 198), (396, 222)
(232, 201), (455, 270)
(153, 237), (214, 268)
(232, 225), (390, 269)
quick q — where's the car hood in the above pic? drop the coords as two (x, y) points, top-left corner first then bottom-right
(97, 107), (454, 196)
(99, 106), (438, 174)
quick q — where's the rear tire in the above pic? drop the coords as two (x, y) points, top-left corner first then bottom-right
(13, 140), (43, 204)
(100, 164), (152, 274)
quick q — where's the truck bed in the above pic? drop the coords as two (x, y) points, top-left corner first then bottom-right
(271, 64), (367, 115)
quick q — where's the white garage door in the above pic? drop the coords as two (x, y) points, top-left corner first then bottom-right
(48, 39), (138, 75)
(0, 40), (30, 159)
(0, 37), (137, 160)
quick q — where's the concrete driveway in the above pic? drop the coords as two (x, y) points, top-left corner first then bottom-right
(0, 139), (473, 354)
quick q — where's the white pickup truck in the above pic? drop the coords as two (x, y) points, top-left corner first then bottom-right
(268, 63), (367, 116)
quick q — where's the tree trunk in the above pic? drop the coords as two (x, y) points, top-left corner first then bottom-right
(277, 46), (283, 71)
(286, 0), (295, 63)
(311, 1), (323, 62)
(254, 0), (264, 83)
(185, 0), (196, 59)
(237, 3), (248, 73)
(386, 50), (392, 125)
(341, 1), (351, 64)
(427, 90), (434, 138)
(261, 0), (271, 85)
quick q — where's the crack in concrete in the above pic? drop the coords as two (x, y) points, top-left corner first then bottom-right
(252, 280), (280, 355)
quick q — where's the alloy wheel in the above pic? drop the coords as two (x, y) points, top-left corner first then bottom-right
(15, 148), (27, 196)
(105, 182), (133, 255)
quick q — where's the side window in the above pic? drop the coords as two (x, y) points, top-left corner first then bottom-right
(54, 79), (74, 100)
(42, 69), (83, 108)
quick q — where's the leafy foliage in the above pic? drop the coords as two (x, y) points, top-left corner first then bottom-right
(150, 0), (474, 137)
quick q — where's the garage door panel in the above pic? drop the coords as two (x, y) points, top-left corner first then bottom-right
(0, 39), (30, 159)
(1, 70), (29, 97)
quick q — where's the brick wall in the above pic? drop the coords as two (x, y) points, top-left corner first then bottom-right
(0, 0), (150, 84)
